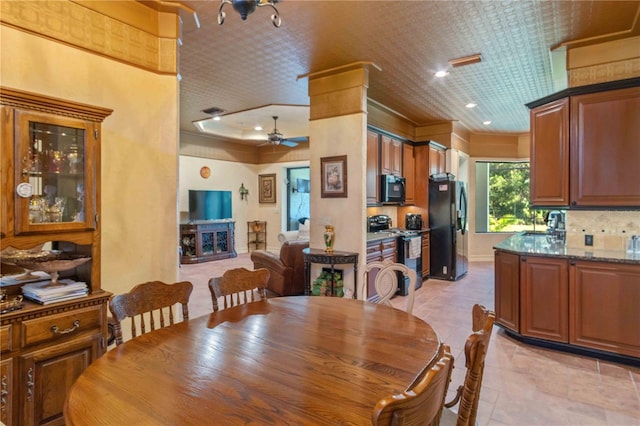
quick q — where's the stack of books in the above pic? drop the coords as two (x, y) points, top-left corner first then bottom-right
(22, 279), (88, 305)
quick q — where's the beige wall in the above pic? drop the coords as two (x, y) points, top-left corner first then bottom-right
(179, 155), (309, 252)
(1, 24), (180, 296)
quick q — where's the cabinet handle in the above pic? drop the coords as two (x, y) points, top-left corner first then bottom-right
(26, 368), (34, 401)
(1, 374), (7, 412)
(51, 320), (80, 335)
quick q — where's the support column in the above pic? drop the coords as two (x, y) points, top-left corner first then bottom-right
(300, 61), (378, 299)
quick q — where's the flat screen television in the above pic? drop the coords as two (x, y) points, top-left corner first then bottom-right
(188, 190), (232, 221)
(296, 178), (310, 193)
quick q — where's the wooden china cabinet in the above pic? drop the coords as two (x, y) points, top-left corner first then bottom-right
(0, 87), (112, 426)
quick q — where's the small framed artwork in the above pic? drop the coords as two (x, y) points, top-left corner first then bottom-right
(321, 155), (347, 198)
(258, 173), (277, 203)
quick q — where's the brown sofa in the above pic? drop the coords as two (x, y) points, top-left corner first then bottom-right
(250, 240), (309, 296)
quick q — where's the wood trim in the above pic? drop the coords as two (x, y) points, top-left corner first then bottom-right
(0, 87), (112, 122)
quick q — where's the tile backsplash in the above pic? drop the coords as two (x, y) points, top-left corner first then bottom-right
(566, 210), (640, 251)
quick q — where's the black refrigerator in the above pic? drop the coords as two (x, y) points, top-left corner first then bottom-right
(429, 178), (468, 281)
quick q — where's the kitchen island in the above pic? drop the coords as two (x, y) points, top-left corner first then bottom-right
(494, 232), (640, 366)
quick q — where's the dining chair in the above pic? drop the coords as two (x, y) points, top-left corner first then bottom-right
(440, 304), (496, 426)
(372, 343), (454, 425)
(208, 267), (270, 311)
(362, 259), (417, 314)
(109, 280), (193, 346)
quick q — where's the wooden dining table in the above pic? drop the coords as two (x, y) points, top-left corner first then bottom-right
(64, 296), (441, 425)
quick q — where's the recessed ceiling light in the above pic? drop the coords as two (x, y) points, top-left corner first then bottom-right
(213, 116), (221, 121)
(254, 126), (262, 131)
(435, 70), (449, 78)
(483, 120), (492, 125)
(466, 103), (477, 108)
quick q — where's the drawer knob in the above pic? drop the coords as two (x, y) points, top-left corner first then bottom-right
(51, 320), (80, 335)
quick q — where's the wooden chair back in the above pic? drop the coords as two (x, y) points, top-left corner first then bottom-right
(362, 259), (417, 314)
(373, 344), (454, 426)
(442, 304), (496, 426)
(209, 267), (270, 311)
(109, 280), (193, 346)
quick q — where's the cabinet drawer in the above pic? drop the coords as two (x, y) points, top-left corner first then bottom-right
(21, 304), (104, 348)
(366, 244), (380, 255)
(0, 324), (12, 352)
(381, 239), (396, 251)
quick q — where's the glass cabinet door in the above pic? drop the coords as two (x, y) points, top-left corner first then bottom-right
(14, 111), (96, 234)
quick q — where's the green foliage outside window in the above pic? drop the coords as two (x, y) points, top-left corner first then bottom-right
(486, 162), (545, 232)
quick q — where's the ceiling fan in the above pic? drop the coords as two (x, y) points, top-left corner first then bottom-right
(260, 116), (309, 147)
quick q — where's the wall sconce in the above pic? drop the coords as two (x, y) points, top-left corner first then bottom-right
(239, 183), (249, 200)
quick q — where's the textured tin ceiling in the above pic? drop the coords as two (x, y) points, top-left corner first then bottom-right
(179, 0), (639, 143)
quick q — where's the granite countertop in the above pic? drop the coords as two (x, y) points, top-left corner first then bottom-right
(367, 228), (430, 242)
(494, 232), (640, 265)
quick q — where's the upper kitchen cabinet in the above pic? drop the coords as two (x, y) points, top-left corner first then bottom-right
(428, 143), (446, 177)
(529, 98), (569, 205)
(366, 130), (380, 205)
(403, 143), (415, 205)
(380, 135), (402, 176)
(527, 78), (640, 208)
(570, 86), (640, 206)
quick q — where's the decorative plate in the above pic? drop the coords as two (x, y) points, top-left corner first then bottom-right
(200, 166), (211, 178)
(16, 182), (33, 198)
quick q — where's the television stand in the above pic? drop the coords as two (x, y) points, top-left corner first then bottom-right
(179, 221), (237, 263)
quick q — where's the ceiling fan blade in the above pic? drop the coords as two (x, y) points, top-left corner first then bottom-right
(285, 136), (309, 143)
(281, 140), (298, 147)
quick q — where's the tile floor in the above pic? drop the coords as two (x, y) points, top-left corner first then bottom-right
(180, 255), (640, 425)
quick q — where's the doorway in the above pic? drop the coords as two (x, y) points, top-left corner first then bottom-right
(286, 167), (310, 231)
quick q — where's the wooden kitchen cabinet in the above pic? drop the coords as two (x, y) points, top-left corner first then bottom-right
(0, 88), (111, 426)
(365, 237), (397, 301)
(527, 79), (640, 208)
(428, 144), (445, 177)
(403, 143), (415, 205)
(380, 135), (402, 177)
(494, 250), (520, 331)
(421, 232), (430, 279)
(520, 256), (569, 343)
(529, 98), (569, 206)
(570, 261), (640, 358)
(366, 130), (380, 205)
(570, 86), (640, 206)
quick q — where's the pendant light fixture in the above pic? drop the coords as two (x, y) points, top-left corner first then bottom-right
(217, 0), (281, 27)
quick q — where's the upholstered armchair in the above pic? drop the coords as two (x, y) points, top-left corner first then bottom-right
(250, 240), (309, 296)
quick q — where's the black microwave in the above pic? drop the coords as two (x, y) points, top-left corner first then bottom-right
(380, 174), (406, 204)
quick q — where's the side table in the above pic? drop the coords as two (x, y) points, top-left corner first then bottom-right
(303, 248), (359, 298)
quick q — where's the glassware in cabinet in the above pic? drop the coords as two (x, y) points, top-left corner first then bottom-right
(14, 110), (96, 235)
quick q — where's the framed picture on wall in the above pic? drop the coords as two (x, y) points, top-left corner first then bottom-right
(258, 173), (277, 203)
(320, 155), (347, 198)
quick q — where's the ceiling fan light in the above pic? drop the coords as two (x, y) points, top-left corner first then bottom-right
(217, 0), (281, 27)
(232, 0), (257, 20)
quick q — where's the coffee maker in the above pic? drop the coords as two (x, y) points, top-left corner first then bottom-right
(545, 210), (566, 244)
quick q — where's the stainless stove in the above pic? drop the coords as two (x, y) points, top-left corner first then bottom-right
(367, 215), (422, 296)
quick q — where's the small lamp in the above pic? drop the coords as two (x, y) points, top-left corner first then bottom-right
(239, 183), (249, 200)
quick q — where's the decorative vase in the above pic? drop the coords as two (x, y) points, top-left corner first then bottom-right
(323, 225), (335, 252)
